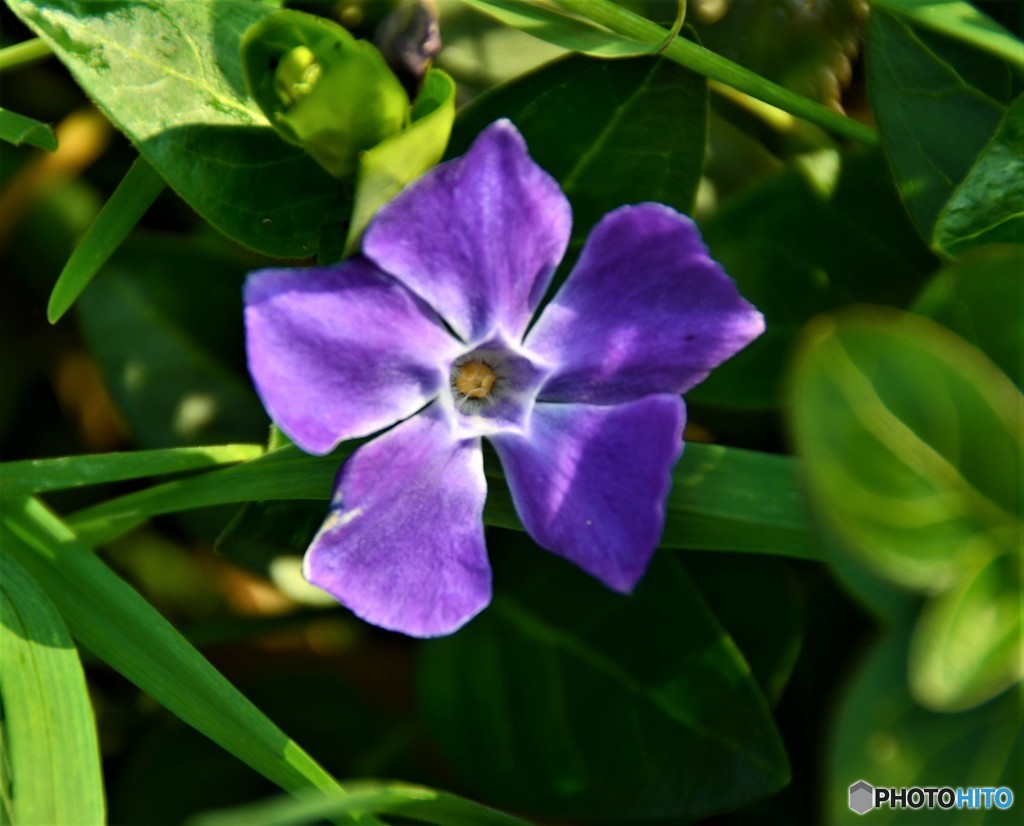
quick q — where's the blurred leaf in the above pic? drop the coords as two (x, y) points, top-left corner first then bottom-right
(420, 550), (789, 819)
(0, 106), (56, 150)
(789, 309), (1021, 592)
(869, 0), (1024, 68)
(192, 781), (534, 826)
(909, 551), (1022, 711)
(450, 52), (707, 255)
(866, 10), (1016, 243)
(7, 0), (351, 258)
(46, 156), (165, 323)
(0, 497), (358, 808)
(826, 629), (1021, 825)
(0, 443), (262, 497)
(0, 554), (105, 825)
(216, 500), (326, 576)
(933, 94), (1024, 256)
(911, 244), (1023, 386)
(694, 147), (935, 409)
(77, 235), (268, 448)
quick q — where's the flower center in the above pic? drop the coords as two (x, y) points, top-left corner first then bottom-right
(454, 360), (497, 400)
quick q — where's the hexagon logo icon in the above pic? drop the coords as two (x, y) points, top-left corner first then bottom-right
(849, 780), (875, 815)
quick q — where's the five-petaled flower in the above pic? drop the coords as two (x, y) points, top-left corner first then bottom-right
(244, 120), (764, 637)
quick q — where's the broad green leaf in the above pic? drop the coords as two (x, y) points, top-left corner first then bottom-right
(66, 441), (817, 561)
(76, 235), (268, 448)
(0, 443), (263, 497)
(7, 0), (351, 258)
(866, 10), (1015, 243)
(826, 629), (1021, 825)
(869, 0), (1024, 68)
(420, 550), (789, 819)
(933, 94), (1024, 256)
(0, 106), (56, 150)
(47, 157), (165, 323)
(693, 147), (936, 409)
(789, 309), (1021, 592)
(910, 552), (1023, 711)
(0, 497), (369, 815)
(0, 554), (105, 825)
(911, 244), (1023, 386)
(450, 52), (706, 255)
(192, 782), (534, 826)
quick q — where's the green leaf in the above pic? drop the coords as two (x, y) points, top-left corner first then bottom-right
(0, 106), (56, 150)
(869, 0), (1024, 68)
(450, 52), (706, 254)
(933, 94), (1024, 256)
(76, 235), (268, 448)
(789, 309), (1022, 592)
(826, 629), (1021, 825)
(419, 550), (789, 819)
(909, 551), (1023, 711)
(693, 147), (936, 409)
(7, 0), (351, 258)
(0, 443), (263, 497)
(0, 554), (105, 825)
(911, 244), (1023, 386)
(0, 497), (366, 812)
(47, 157), (165, 323)
(866, 9), (1015, 242)
(192, 782), (534, 826)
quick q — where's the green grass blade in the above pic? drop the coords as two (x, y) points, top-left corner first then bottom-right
(192, 782), (534, 826)
(0, 497), (380, 823)
(0, 37), (51, 72)
(1, 443), (264, 497)
(47, 156), (165, 323)
(0, 554), (105, 825)
(0, 106), (56, 150)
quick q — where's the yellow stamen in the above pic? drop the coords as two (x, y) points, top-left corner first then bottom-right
(455, 360), (497, 399)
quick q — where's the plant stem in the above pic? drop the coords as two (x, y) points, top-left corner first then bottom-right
(0, 38), (52, 73)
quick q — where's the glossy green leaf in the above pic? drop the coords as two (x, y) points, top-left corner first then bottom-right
(7, 0), (351, 258)
(869, 0), (1024, 68)
(933, 94), (1024, 256)
(694, 147), (936, 409)
(866, 10), (1015, 242)
(827, 629), (1021, 825)
(240, 9), (408, 179)
(420, 550), (789, 819)
(0, 497), (366, 812)
(789, 309), (1022, 592)
(0, 443), (263, 497)
(0, 106), (56, 150)
(193, 782), (534, 826)
(76, 235), (268, 448)
(910, 551), (1023, 711)
(911, 244), (1024, 386)
(451, 52), (706, 255)
(0, 554), (105, 825)
(47, 157), (165, 323)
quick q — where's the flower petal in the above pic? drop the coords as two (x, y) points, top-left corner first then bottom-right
(304, 402), (490, 637)
(526, 204), (765, 404)
(490, 395), (685, 592)
(245, 258), (460, 455)
(363, 120), (572, 342)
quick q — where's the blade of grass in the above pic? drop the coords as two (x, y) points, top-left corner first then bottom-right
(0, 106), (56, 150)
(1, 443), (264, 496)
(0, 555), (105, 825)
(47, 156), (165, 323)
(0, 37), (51, 72)
(0, 497), (380, 825)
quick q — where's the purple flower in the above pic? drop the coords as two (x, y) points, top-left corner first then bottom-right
(244, 120), (764, 637)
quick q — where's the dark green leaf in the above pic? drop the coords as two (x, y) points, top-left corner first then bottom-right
(419, 550), (789, 819)
(7, 0), (351, 257)
(0, 554), (105, 824)
(0, 106), (56, 150)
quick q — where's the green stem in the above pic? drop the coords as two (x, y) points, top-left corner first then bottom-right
(553, 0), (880, 145)
(0, 38), (52, 73)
